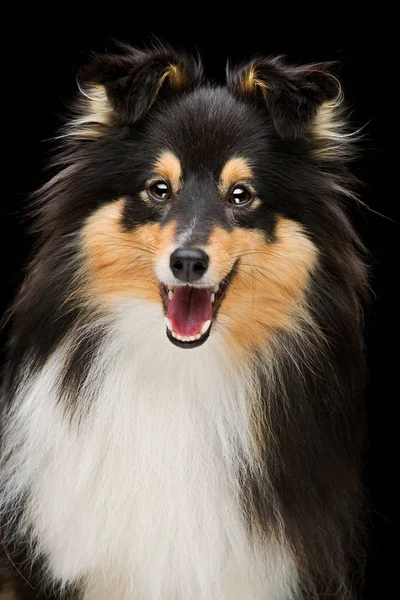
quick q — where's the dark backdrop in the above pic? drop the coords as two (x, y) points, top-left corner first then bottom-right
(3, 11), (397, 599)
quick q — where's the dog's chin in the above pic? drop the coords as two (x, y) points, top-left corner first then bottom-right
(166, 326), (212, 349)
(160, 262), (237, 349)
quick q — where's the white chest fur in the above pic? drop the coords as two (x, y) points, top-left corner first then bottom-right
(2, 303), (298, 599)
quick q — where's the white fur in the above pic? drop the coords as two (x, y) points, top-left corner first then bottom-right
(1, 300), (299, 599)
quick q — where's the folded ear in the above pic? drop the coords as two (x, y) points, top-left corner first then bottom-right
(70, 43), (203, 139)
(227, 56), (340, 140)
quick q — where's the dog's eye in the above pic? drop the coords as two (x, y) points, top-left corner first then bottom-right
(227, 185), (253, 207)
(148, 181), (172, 202)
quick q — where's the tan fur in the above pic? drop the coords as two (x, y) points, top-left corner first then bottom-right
(82, 202), (317, 356)
(204, 219), (318, 356)
(82, 196), (317, 349)
(204, 219), (319, 457)
(70, 84), (114, 139)
(165, 63), (187, 88)
(83, 84), (113, 126)
(156, 63), (188, 92)
(312, 100), (338, 140)
(310, 89), (351, 160)
(81, 204), (318, 459)
(81, 199), (175, 307)
(153, 151), (182, 193)
(137, 63), (189, 117)
(219, 157), (253, 195)
(238, 65), (269, 97)
(72, 64), (187, 141)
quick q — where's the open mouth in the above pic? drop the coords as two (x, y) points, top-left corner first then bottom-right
(160, 264), (236, 349)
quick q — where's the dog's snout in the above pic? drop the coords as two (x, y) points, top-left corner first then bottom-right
(170, 248), (209, 283)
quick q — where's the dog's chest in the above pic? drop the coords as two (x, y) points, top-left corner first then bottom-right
(13, 310), (296, 598)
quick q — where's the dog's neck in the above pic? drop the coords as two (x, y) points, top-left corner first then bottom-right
(2, 301), (296, 599)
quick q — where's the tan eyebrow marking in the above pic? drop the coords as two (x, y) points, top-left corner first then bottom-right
(153, 151), (182, 194)
(219, 157), (253, 195)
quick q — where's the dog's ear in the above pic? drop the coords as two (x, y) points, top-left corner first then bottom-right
(70, 44), (203, 138)
(227, 57), (340, 140)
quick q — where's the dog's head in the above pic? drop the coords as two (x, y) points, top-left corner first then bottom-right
(34, 44), (354, 356)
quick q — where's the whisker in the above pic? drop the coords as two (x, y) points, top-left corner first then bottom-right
(97, 244), (155, 255)
(239, 263), (293, 296)
(90, 233), (156, 253)
(108, 261), (154, 280)
(86, 243), (156, 255)
(232, 249), (306, 273)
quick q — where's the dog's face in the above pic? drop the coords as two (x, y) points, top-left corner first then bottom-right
(51, 47), (340, 354)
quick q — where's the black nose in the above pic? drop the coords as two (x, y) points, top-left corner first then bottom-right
(170, 247), (209, 283)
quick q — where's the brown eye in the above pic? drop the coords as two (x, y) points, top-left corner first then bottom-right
(227, 185), (253, 206)
(148, 181), (172, 202)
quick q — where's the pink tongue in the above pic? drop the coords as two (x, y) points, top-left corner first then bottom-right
(167, 287), (212, 336)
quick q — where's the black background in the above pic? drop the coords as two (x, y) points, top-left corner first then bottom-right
(3, 11), (397, 599)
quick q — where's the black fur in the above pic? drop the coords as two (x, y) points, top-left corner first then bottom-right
(228, 56), (339, 139)
(80, 42), (203, 123)
(1, 44), (368, 599)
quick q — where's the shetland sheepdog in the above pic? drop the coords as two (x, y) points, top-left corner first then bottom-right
(0, 43), (368, 600)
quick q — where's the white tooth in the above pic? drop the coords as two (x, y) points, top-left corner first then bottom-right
(200, 320), (211, 335)
(168, 290), (173, 301)
(211, 293), (215, 303)
(172, 331), (178, 339)
(188, 336), (195, 342)
(177, 335), (183, 341)
(164, 317), (172, 331)
(194, 334), (201, 340)
(213, 285), (219, 293)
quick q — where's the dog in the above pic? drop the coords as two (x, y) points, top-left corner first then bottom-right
(0, 43), (368, 599)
